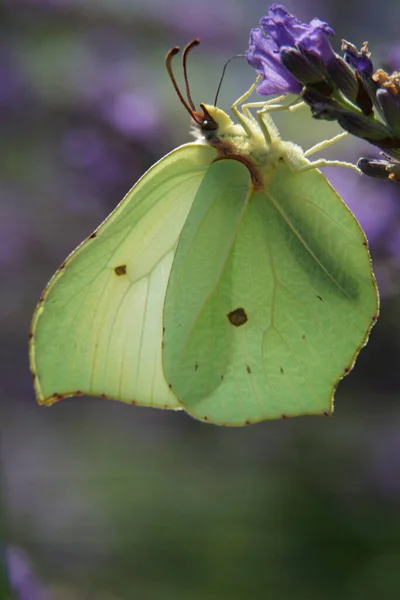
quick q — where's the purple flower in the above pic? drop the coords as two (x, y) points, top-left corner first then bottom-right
(5, 547), (47, 600)
(246, 4), (336, 96)
(247, 28), (302, 96)
(260, 6), (335, 62)
(342, 40), (374, 78)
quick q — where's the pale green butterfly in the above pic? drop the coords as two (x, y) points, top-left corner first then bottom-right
(29, 41), (379, 425)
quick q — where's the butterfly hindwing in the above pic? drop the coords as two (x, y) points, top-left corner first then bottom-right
(164, 160), (378, 425)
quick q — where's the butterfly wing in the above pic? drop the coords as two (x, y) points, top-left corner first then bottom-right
(30, 143), (216, 407)
(163, 160), (378, 425)
(258, 164), (378, 417)
(163, 159), (253, 408)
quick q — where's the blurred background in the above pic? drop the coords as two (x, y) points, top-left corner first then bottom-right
(1, 0), (400, 598)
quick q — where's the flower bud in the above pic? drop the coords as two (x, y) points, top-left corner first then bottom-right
(358, 156), (400, 183)
(326, 55), (358, 102)
(337, 112), (392, 141)
(376, 88), (400, 137)
(280, 47), (334, 95)
(358, 157), (392, 179)
(302, 90), (341, 120)
(342, 40), (374, 78)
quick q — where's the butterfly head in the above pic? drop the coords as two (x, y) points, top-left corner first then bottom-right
(166, 41), (234, 142)
(165, 42), (252, 160)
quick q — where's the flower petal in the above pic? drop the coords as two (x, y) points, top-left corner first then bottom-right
(297, 18), (335, 62)
(247, 4), (336, 97)
(342, 40), (374, 77)
(246, 28), (302, 95)
(260, 4), (306, 48)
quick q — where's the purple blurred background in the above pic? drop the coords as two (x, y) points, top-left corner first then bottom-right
(1, 1), (400, 598)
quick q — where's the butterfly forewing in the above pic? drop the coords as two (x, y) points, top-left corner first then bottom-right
(30, 143), (217, 406)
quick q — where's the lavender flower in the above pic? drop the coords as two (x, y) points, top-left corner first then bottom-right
(246, 4), (336, 95)
(247, 27), (302, 96)
(246, 4), (400, 183)
(342, 40), (374, 78)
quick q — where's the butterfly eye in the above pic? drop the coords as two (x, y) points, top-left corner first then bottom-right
(201, 119), (218, 132)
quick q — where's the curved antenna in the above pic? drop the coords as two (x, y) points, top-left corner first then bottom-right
(214, 54), (245, 106)
(182, 39), (200, 112)
(165, 43), (203, 125)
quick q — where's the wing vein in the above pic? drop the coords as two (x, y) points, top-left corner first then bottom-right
(265, 189), (354, 300)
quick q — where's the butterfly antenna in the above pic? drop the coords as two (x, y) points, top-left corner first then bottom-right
(166, 45), (201, 124)
(182, 39), (200, 112)
(214, 54), (245, 106)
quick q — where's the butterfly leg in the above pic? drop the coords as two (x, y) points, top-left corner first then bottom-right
(240, 95), (287, 112)
(302, 133), (359, 170)
(304, 132), (348, 157)
(254, 102), (359, 173)
(294, 158), (361, 174)
(231, 77), (260, 108)
(231, 80), (301, 129)
(243, 96), (303, 115)
(256, 101), (352, 159)
(230, 78), (260, 118)
(228, 78), (262, 136)
(230, 79), (300, 136)
(251, 96), (305, 143)
(240, 96), (304, 129)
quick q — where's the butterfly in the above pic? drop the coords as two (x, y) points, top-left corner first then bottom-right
(30, 41), (379, 425)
